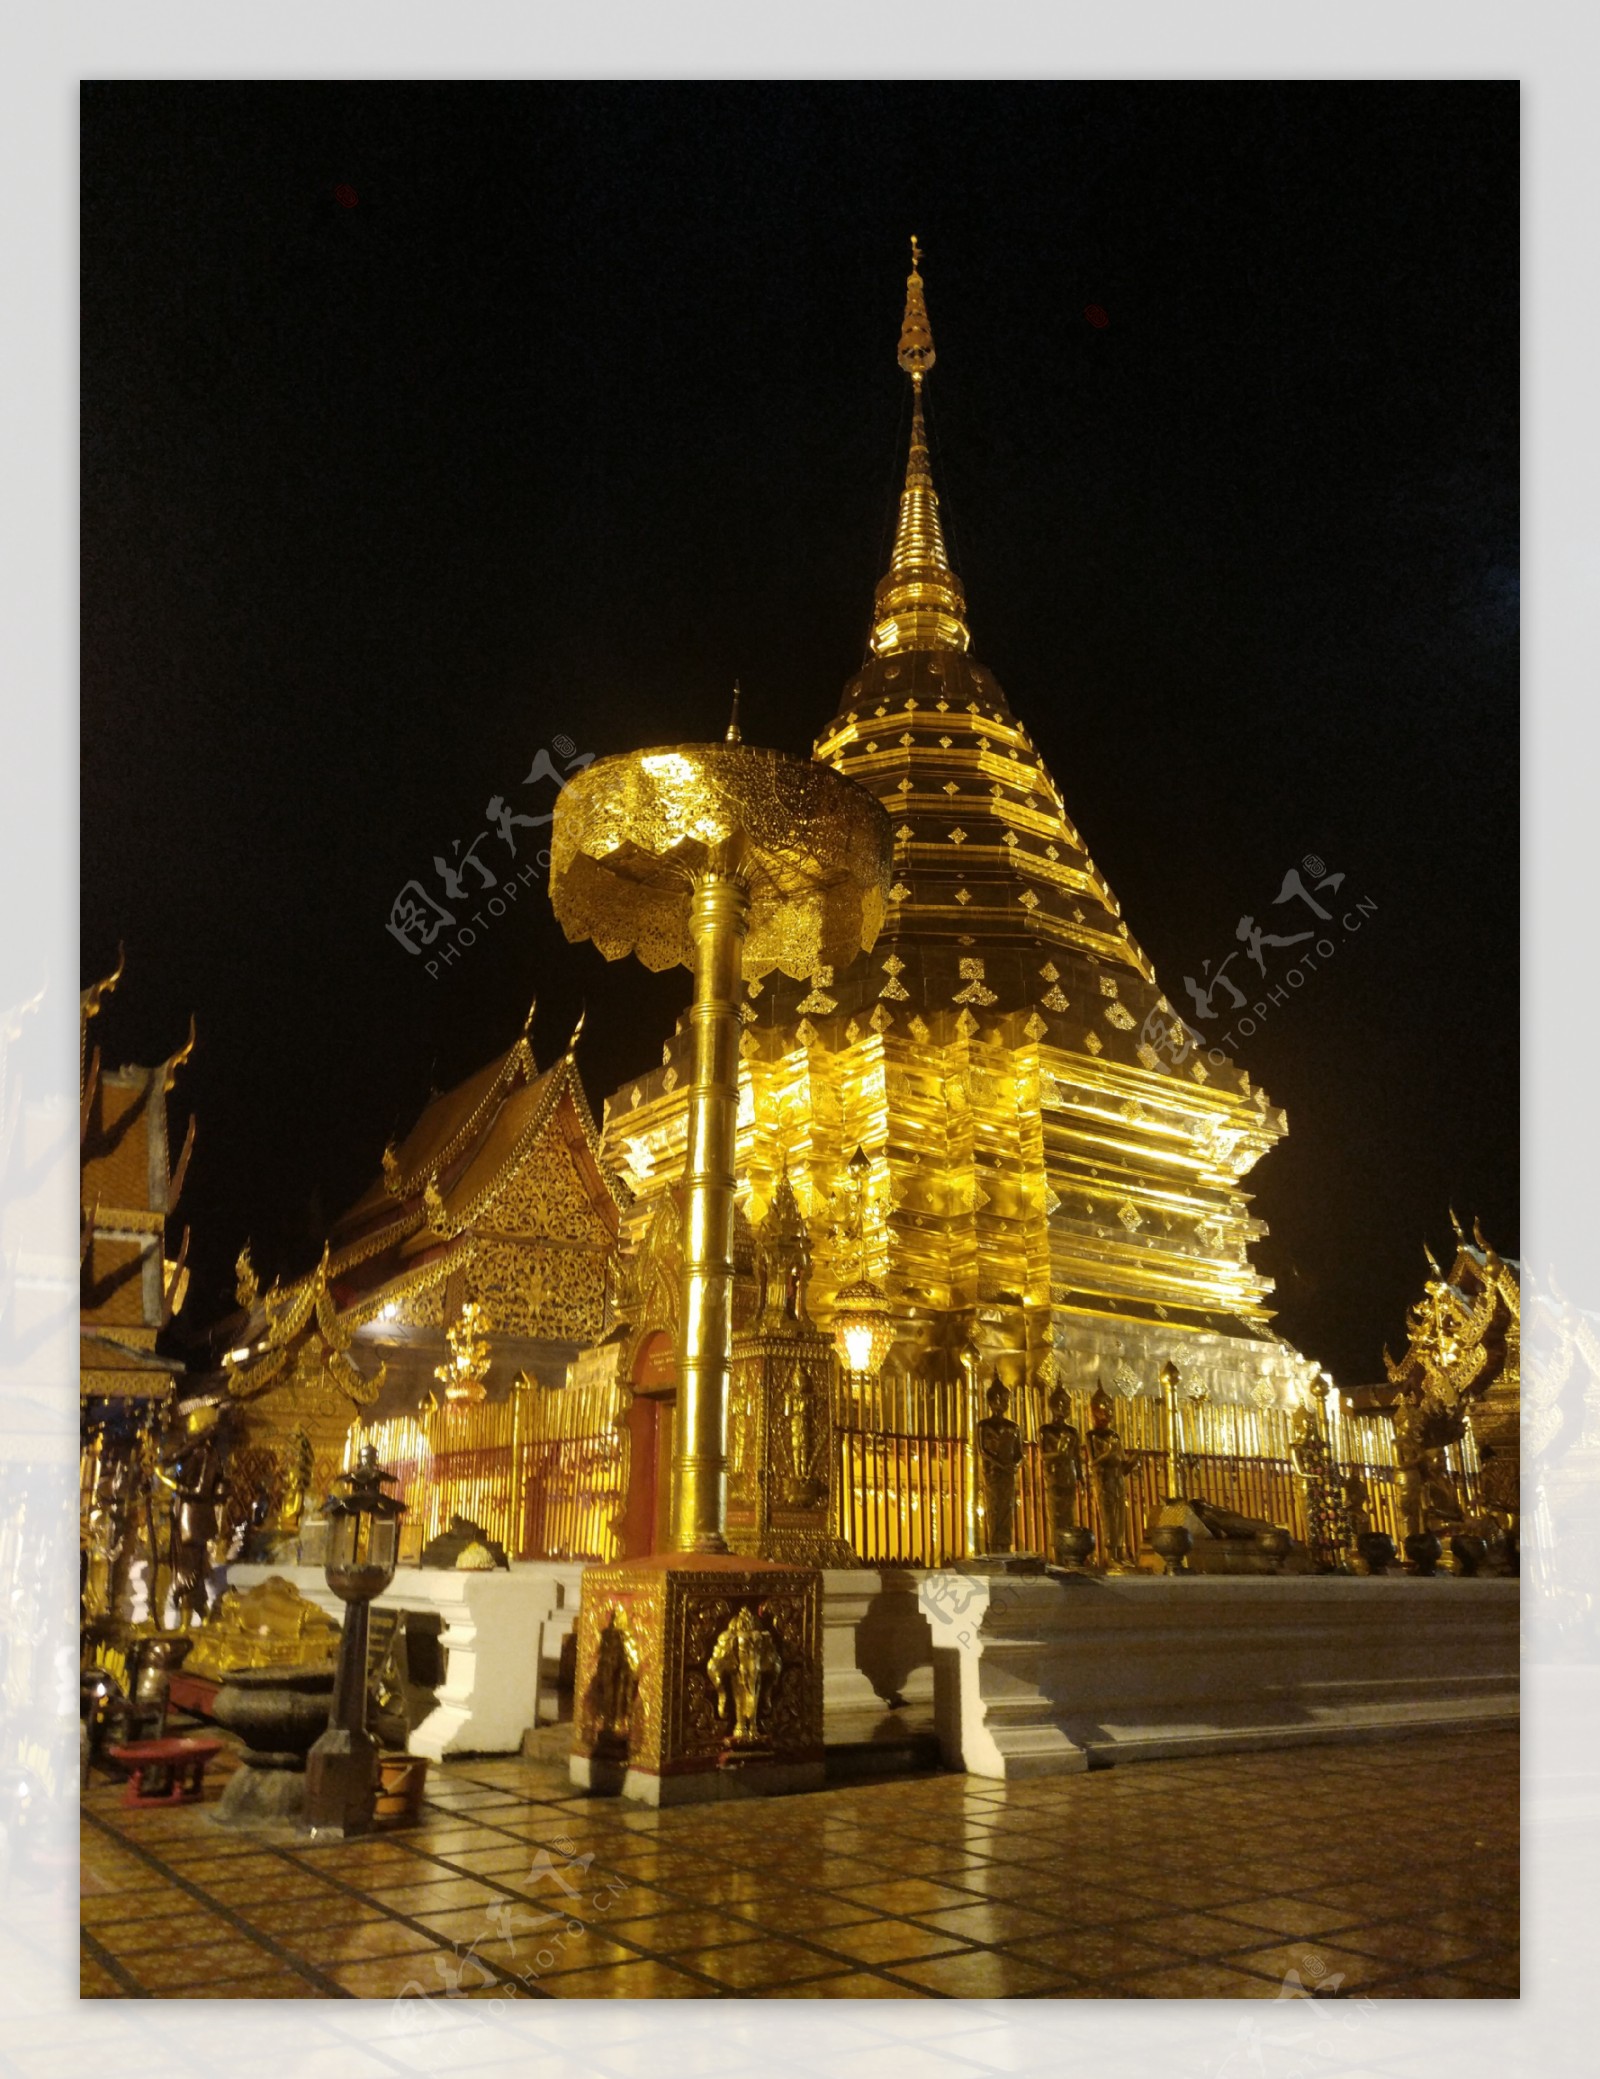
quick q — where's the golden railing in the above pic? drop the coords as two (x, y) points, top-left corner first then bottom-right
(346, 1353), (629, 1566)
(832, 1371), (1463, 1567)
(834, 1361), (969, 1566)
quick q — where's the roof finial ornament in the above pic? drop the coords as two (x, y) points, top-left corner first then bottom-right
(522, 993), (538, 1036)
(897, 235), (936, 388)
(726, 681), (743, 745)
(567, 1003), (586, 1056)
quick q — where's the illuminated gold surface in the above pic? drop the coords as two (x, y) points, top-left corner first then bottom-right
(184, 1574), (341, 1683)
(434, 1300), (492, 1408)
(725, 1174), (853, 1565)
(550, 744), (892, 981)
(676, 869), (749, 1551)
(1383, 1220), (1518, 1530)
(603, 250), (1322, 1569)
(707, 1605), (781, 1745)
(571, 1554), (823, 1786)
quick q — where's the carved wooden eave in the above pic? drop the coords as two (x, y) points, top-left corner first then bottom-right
(224, 1244), (384, 1406)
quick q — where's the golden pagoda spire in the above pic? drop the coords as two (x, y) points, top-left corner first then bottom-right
(869, 236), (970, 659)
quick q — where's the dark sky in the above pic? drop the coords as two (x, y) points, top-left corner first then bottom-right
(80, 82), (1518, 1382)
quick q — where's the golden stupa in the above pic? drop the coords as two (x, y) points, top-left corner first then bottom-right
(601, 241), (1324, 1560)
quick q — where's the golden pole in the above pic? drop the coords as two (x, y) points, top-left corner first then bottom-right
(1159, 1360), (1180, 1502)
(672, 864), (751, 1552)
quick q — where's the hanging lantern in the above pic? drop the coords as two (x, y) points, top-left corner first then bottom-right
(831, 1276), (897, 1385)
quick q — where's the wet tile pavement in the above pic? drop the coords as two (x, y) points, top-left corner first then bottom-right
(80, 1725), (1518, 2000)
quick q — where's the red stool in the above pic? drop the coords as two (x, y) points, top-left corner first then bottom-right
(106, 1736), (223, 1807)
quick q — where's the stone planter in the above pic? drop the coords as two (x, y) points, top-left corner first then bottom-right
(1451, 1533), (1489, 1578)
(1356, 1531), (1396, 1576)
(1254, 1528), (1292, 1570)
(211, 1664), (335, 1828)
(1404, 1531), (1443, 1578)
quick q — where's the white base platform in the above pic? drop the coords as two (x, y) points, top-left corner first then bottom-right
(225, 1561), (585, 1761)
(224, 1562), (1518, 1779)
(916, 1570), (1520, 1778)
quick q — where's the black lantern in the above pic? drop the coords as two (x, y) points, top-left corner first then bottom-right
(304, 1445), (404, 1837)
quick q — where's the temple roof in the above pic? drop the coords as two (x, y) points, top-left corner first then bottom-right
(605, 246), (1290, 1348)
(227, 1015), (628, 1395)
(1374, 1220), (1519, 1414)
(79, 952), (195, 1338)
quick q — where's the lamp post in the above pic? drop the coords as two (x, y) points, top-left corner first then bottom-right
(304, 1444), (403, 1838)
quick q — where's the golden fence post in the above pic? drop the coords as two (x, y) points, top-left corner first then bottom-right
(511, 1372), (530, 1559)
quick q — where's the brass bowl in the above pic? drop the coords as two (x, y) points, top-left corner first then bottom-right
(1148, 1524), (1193, 1576)
(211, 1664), (335, 1771)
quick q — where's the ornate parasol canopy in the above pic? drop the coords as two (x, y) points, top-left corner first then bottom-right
(549, 743), (893, 977)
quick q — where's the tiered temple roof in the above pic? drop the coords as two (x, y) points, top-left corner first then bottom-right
(226, 1004), (629, 1409)
(604, 246), (1309, 1408)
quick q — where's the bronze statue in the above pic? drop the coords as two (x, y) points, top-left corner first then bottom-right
(1289, 1402), (1346, 1568)
(1421, 1446), (1466, 1530)
(1039, 1386), (1084, 1560)
(1341, 1464), (1373, 1536)
(1087, 1384), (1136, 1568)
(1392, 1387), (1427, 1542)
(975, 1377), (1025, 1554)
(707, 1604), (782, 1745)
(155, 1404), (232, 1627)
(590, 1607), (640, 1748)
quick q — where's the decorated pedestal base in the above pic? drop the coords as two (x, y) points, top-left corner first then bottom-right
(569, 1553), (823, 1807)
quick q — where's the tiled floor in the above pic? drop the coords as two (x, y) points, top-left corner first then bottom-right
(80, 1726), (1519, 2000)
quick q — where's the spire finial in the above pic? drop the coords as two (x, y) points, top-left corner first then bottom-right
(872, 240), (968, 657)
(897, 235), (935, 388)
(725, 681), (742, 744)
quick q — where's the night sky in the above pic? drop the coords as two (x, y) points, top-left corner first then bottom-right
(80, 82), (1518, 1383)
